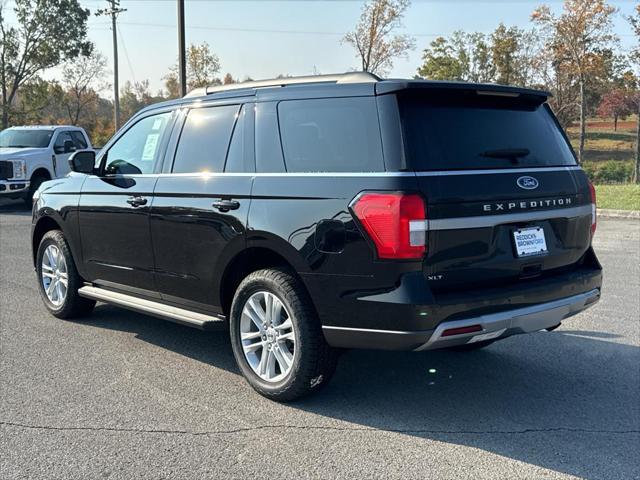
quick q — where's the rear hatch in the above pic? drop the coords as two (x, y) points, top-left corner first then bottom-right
(396, 87), (595, 292)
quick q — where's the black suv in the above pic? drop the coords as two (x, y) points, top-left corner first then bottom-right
(32, 73), (602, 401)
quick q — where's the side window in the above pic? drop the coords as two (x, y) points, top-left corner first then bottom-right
(70, 131), (88, 149)
(277, 97), (384, 172)
(54, 132), (75, 153)
(104, 112), (172, 175)
(225, 104), (255, 173)
(172, 105), (239, 174)
(255, 101), (285, 173)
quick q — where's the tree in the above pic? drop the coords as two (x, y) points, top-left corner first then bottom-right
(491, 24), (521, 85)
(343, 0), (415, 76)
(61, 51), (109, 125)
(416, 36), (466, 81)
(532, 0), (618, 163)
(120, 80), (163, 123)
(467, 32), (495, 83)
(11, 78), (64, 125)
(222, 73), (237, 85)
(597, 90), (632, 130)
(164, 42), (221, 98)
(0, 0), (92, 128)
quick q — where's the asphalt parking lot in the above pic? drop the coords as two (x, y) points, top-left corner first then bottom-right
(0, 198), (638, 479)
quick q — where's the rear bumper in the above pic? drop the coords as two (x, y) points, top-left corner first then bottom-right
(313, 248), (602, 350)
(322, 288), (600, 350)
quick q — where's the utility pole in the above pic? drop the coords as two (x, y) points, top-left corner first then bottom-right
(96, 1), (127, 132)
(177, 0), (187, 97)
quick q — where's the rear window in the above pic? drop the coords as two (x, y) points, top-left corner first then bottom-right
(399, 91), (576, 171)
(278, 97), (384, 172)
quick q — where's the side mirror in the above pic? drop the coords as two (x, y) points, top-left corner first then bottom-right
(68, 150), (95, 174)
(64, 139), (76, 154)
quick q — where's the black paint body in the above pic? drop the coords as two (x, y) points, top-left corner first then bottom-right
(31, 79), (602, 350)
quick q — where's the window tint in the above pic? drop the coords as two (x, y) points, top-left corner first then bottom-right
(255, 102), (285, 173)
(70, 131), (88, 149)
(278, 97), (384, 172)
(225, 104), (254, 173)
(54, 132), (74, 150)
(399, 92), (577, 171)
(0, 129), (53, 148)
(105, 112), (172, 175)
(173, 105), (240, 173)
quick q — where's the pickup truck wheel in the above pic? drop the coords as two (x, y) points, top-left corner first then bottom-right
(23, 174), (47, 207)
(36, 230), (95, 319)
(230, 268), (338, 402)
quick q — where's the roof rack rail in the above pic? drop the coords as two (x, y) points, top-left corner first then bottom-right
(183, 72), (381, 98)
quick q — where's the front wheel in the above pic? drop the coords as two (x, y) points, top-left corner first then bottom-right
(229, 268), (338, 402)
(36, 230), (95, 319)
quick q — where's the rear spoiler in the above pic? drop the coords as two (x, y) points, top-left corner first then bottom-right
(375, 80), (551, 102)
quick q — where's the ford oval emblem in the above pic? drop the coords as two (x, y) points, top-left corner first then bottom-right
(517, 176), (539, 190)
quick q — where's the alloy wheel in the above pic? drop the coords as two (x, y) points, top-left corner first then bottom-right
(240, 291), (296, 382)
(41, 245), (68, 307)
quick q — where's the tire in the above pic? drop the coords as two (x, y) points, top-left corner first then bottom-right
(229, 268), (338, 402)
(448, 339), (496, 352)
(24, 174), (48, 207)
(36, 230), (95, 319)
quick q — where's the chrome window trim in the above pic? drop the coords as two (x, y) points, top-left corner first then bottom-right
(98, 165), (581, 179)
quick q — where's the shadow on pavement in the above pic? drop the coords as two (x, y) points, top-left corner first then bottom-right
(81, 303), (639, 479)
(0, 198), (31, 215)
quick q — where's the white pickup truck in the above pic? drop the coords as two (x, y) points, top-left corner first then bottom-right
(0, 125), (93, 205)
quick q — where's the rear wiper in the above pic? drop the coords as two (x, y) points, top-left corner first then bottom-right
(480, 148), (530, 162)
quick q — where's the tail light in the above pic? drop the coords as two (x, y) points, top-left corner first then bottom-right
(588, 181), (597, 236)
(351, 192), (427, 259)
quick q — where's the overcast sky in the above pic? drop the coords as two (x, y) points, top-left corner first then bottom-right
(4, 0), (639, 96)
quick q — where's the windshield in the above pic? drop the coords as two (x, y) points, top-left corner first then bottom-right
(0, 129), (54, 148)
(399, 91), (577, 171)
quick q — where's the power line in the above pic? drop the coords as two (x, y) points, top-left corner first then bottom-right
(95, 21), (636, 38)
(96, 0), (127, 131)
(117, 24), (136, 84)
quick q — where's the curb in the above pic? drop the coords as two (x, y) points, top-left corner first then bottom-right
(598, 209), (640, 219)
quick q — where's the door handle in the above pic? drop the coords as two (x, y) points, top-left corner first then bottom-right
(212, 199), (240, 212)
(126, 196), (148, 207)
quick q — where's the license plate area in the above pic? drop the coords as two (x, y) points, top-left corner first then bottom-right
(513, 227), (548, 257)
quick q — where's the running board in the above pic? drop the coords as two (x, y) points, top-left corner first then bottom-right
(78, 286), (226, 330)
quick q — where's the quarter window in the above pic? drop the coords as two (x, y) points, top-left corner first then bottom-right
(104, 112), (172, 175)
(277, 97), (384, 172)
(173, 105), (240, 173)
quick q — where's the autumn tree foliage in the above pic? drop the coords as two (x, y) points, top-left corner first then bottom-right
(597, 90), (633, 130)
(532, 0), (618, 163)
(0, 0), (93, 128)
(343, 0), (415, 76)
(164, 42), (221, 98)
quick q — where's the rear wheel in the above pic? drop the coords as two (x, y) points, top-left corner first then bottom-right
(229, 268), (338, 402)
(36, 230), (95, 319)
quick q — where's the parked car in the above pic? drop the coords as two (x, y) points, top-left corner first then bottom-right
(0, 125), (93, 205)
(31, 73), (602, 401)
